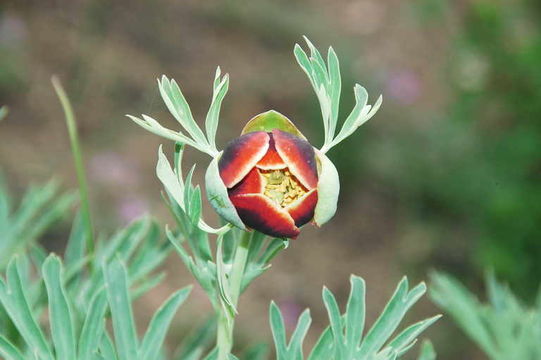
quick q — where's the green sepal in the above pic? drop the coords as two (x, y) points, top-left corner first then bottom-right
(241, 110), (306, 140)
(205, 155), (246, 230)
(313, 150), (339, 226)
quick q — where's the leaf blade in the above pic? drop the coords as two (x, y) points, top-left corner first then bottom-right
(0, 258), (53, 360)
(345, 275), (366, 356)
(78, 289), (108, 360)
(322, 287), (346, 359)
(0, 336), (24, 360)
(139, 286), (192, 360)
(103, 258), (139, 360)
(269, 302), (288, 359)
(42, 255), (77, 360)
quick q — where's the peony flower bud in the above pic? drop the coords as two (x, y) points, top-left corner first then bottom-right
(206, 110), (339, 239)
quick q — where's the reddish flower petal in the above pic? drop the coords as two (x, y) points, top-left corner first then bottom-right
(230, 194), (300, 238)
(219, 132), (269, 188)
(272, 130), (318, 189)
(256, 133), (286, 170)
(228, 168), (265, 197)
(286, 190), (318, 227)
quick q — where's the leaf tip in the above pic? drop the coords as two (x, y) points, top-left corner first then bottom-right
(322, 286), (332, 297)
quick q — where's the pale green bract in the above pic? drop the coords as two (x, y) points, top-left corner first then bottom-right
(313, 150), (339, 226)
(205, 154), (246, 231)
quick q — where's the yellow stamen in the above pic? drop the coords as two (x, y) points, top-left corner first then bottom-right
(261, 169), (307, 207)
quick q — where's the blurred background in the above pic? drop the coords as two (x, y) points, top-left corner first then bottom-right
(0, 0), (540, 358)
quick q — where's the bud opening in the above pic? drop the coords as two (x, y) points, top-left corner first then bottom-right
(261, 169), (308, 208)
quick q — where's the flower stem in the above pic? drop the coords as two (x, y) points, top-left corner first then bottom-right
(217, 230), (252, 360)
(51, 76), (95, 265)
(229, 231), (251, 305)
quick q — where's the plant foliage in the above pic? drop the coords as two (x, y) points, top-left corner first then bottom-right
(431, 272), (541, 360)
(0, 255), (190, 360)
(294, 37), (382, 153)
(270, 276), (440, 360)
(0, 178), (75, 269)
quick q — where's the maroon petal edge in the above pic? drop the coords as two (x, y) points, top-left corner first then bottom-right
(272, 129), (318, 189)
(286, 189), (318, 227)
(219, 131), (269, 188)
(230, 193), (300, 239)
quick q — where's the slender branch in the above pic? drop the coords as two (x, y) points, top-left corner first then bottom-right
(51, 76), (95, 262)
(216, 230), (252, 359)
(216, 311), (232, 360)
(229, 231), (252, 306)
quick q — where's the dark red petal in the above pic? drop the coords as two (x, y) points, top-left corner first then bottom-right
(228, 168), (264, 197)
(219, 132), (269, 188)
(286, 190), (318, 227)
(256, 133), (286, 170)
(272, 129), (318, 189)
(230, 194), (300, 239)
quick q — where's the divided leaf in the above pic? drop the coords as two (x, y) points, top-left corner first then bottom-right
(294, 37), (382, 153)
(273, 274), (439, 360)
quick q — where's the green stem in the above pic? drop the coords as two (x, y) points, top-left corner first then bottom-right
(229, 231), (251, 305)
(217, 230), (252, 360)
(51, 76), (95, 261)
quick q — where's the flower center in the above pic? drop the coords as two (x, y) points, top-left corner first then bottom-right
(261, 169), (307, 207)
